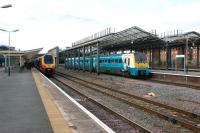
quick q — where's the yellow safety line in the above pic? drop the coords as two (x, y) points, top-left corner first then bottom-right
(32, 70), (72, 133)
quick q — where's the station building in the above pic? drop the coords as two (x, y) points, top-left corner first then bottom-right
(0, 45), (42, 70)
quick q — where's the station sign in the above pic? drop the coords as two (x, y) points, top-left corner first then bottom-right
(176, 55), (185, 58)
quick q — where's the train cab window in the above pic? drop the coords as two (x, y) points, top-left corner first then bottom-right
(134, 52), (147, 63)
(44, 55), (53, 64)
(128, 58), (130, 66)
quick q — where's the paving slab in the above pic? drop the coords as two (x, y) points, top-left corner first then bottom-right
(0, 70), (53, 133)
(32, 69), (111, 133)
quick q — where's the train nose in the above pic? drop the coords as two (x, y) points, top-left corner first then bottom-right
(46, 68), (53, 73)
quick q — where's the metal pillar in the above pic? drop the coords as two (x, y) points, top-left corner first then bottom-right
(150, 47), (153, 69)
(73, 49), (75, 70)
(185, 38), (188, 73)
(181, 46), (185, 70)
(64, 51), (67, 69)
(66, 51), (69, 69)
(8, 32), (10, 76)
(166, 42), (169, 70)
(197, 44), (199, 68)
(158, 48), (161, 67)
(4, 55), (7, 72)
(70, 51), (72, 69)
(78, 48), (80, 70)
(56, 47), (59, 67)
(19, 55), (22, 67)
(83, 47), (85, 71)
(89, 45), (92, 73)
(96, 43), (100, 75)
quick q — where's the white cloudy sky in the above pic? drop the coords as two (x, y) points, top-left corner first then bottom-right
(0, 0), (200, 53)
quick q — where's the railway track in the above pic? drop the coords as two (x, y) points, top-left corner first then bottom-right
(51, 75), (152, 133)
(55, 71), (200, 132)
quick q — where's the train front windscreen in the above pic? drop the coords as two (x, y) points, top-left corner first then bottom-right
(134, 52), (147, 63)
(44, 55), (53, 64)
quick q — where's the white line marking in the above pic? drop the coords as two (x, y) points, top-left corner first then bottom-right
(151, 71), (200, 78)
(39, 71), (115, 133)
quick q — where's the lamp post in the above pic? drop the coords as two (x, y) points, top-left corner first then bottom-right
(1, 4), (12, 8)
(1, 4), (13, 75)
(0, 29), (19, 76)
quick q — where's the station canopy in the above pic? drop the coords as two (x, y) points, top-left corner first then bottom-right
(0, 48), (43, 61)
(163, 31), (200, 47)
(66, 26), (165, 51)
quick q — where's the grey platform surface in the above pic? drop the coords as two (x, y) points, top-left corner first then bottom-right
(151, 69), (200, 76)
(0, 70), (53, 133)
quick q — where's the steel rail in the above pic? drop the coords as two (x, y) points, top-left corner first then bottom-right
(52, 76), (152, 133)
(56, 71), (199, 120)
(55, 71), (200, 131)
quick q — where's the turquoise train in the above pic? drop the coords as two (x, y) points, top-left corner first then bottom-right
(65, 52), (150, 77)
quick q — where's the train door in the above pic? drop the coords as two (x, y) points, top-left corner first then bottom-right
(124, 57), (130, 66)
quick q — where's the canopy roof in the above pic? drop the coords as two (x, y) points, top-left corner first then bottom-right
(66, 26), (164, 51)
(0, 48), (43, 61)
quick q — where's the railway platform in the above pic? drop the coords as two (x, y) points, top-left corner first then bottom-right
(0, 68), (113, 133)
(0, 67), (4, 73)
(150, 69), (200, 89)
(32, 69), (113, 133)
(0, 69), (53, 133)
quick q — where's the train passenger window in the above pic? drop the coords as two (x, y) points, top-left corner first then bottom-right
(119, 59), (122, 63)
(115, 59), (118, 63)
(108, 59), (110, 63)
(110, 59), (114, 63)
